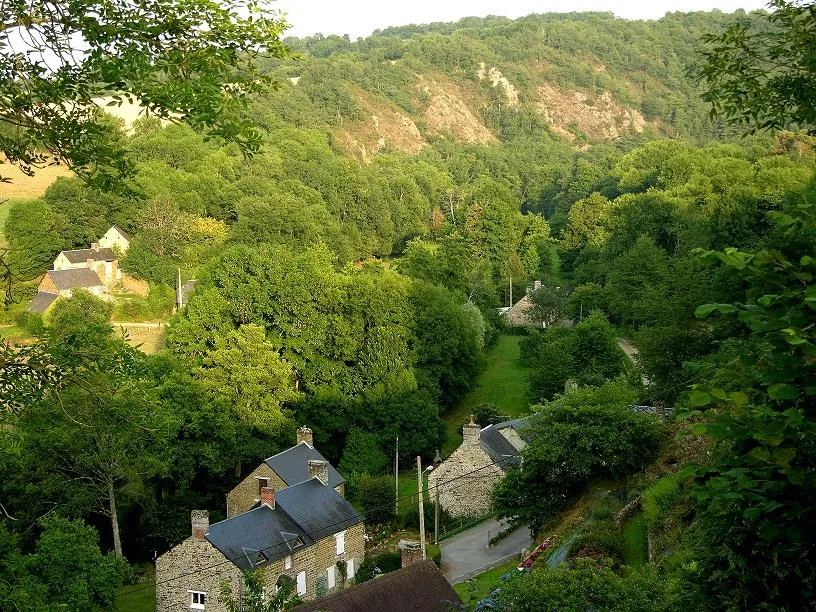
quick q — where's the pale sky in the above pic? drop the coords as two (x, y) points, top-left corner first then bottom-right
(274, 0), (769, 39)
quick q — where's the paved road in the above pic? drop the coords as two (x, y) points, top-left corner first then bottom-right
(440, 518), (531, 584)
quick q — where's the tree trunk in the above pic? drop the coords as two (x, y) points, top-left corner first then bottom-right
(108, 479), (123, 557)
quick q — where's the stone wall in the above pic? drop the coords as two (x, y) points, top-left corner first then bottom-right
(226, 463), (287, 517)
(120, 272), (149, 297)
(428, 438), (505, 518)
(156, 536), (242, 612)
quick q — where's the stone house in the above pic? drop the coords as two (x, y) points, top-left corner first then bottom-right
(428, 416), (530, 518)
(37, 268), (107, 299)
(156, 466), (364, 611)
(98, 224), (131, 253)
(227, 426), (345, 518)
(53, 244), (120, 287)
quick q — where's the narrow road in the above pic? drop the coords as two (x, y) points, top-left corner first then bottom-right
(440, 518), (531, 584)
(617, 338), (649, 386)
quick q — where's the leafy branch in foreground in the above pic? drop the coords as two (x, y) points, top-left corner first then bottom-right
(697, 0), (816, 134)
(0, 0), (289, 190)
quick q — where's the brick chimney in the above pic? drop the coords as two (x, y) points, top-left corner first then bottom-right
(297, 425), (313, 447)
(399, 540), (422, 568)
(191, 510), (209, 542)
(91, 242), (100, 252)
(463, 415), (481, 445)
(261, 486), (275, 509)
(308, 459), (329, 485)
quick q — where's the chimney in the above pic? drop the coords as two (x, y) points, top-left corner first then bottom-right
(308, 459), (329, 485)
(91, 242), (100, 252)
(399, 540), (422, 568)
(261, 486), (275, 509)
(462, 415), (481, 445)
(191, 510), (209, 542)
(297, 425), (313, 447)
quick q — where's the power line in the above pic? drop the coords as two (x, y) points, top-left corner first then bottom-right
(116, 449), (522, 598)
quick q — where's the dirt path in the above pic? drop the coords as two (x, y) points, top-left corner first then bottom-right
(617, 338), (649, 386)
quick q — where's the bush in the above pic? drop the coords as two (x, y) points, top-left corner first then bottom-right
(400, 500), (444, 531)
(15, 310), (45, 336)
(473, 402), (500, 427)
(373, 551), (401, 574)
(147, 283), (176, 317)
(354, 556), (378, 584)
(354, 475), (395, 525)
(568, 520), (625, 565)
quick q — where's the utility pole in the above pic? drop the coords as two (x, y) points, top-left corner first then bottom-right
(417, 456), (426, 560)
(509, 274), (513, 307)
(395, 437), (399, 516)
(434, 483), (440, 545)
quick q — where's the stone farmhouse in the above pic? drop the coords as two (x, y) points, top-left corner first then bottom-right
(53, 244), (120, 286)
(156, 427), (364, 611)
(227, 426), (345, 517)
(26, 226), (133, 315)
(98, 224), (131, 253)
(428, 416), (530, 518)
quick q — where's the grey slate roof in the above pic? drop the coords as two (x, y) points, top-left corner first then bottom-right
(276, 478), (362, 542)
(479, 417), (531, 469)
(293, 560), (462, 612)
(60, 247), (117, 263)
(46, 268), (104, 290)
(25, 291), (59, 314)
(205, 479), (363, 571)
(265, 442), (345, 488)
(205, 503), (313, 571)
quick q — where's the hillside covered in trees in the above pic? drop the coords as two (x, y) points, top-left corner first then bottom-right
(2, 5), (816, 610)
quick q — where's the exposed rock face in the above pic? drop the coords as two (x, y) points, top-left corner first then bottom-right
(334, 93), (426, 161)
(477, 63), (520, 107)
(535, 84), (646, 141)
(418, 77), (497, 144)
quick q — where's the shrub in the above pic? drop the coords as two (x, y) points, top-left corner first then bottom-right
(373, 551), (401, 574)
(568, 520), (625, 565)
(354, 475), (395, 525)
(15, 310), (45, 336)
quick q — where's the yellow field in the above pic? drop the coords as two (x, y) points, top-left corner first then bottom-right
(0, 162), (73, 201)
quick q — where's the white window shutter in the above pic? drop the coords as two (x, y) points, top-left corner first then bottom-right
(296, 571), (306, 596)
(327, 565), (336, 589)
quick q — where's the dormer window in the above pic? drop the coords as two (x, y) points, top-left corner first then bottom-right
(255, 551), (268, 565)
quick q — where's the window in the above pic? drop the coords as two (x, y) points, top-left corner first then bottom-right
(189, 591), (206, 610)
(335, 530), (345, 555)
(284, 555), (292, 569)
(327, 565), (336, 589)
(258, 477), (269, 495)
(296, 571), (306, 596)
(347, 558), (355, 579)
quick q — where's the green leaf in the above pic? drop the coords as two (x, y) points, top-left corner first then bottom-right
(767, 383), (798, 400)
(689, 389), (713, 406)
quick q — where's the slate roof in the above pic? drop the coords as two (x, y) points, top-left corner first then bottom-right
(205, 479), (362, 571)
(60, 247), (117, 263)
(293, 560), (462, 612)
(46, 268), (104, 290)
(265, 442), (345, 488)
(479, 417), (531, 469)
(25, 291), (59, 314)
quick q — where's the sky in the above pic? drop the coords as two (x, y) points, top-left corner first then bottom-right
(274, 0), (769, 39)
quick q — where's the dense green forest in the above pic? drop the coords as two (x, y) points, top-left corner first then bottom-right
(2, 5), (816, 610)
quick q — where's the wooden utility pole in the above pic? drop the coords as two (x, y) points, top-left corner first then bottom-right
(434, 483), (440, 545)
(509, 274), (513, 308)
(417, 456), (426, 560)
(395, 437), (399, 516)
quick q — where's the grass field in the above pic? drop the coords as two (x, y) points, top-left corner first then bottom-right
(622, 511), (648, 566)
(0, 200), (10, 247)
(442, 335), (532, 456)
(453, 558), (519, 609)
(115, 582), (155, 612)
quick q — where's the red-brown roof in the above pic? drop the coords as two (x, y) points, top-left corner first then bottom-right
(293, 560), (461, 612)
